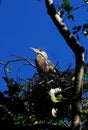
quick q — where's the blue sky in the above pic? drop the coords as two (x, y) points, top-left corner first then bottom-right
(0, 0), (88, 91)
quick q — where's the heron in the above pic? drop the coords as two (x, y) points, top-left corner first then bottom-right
(30, 47), (59, 79)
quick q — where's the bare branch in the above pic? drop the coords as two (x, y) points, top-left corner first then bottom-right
(2, 57), (36, 77)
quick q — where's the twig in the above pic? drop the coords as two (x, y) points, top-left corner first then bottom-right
(2, 57), (36, 77)
(0, 61), (5, 65)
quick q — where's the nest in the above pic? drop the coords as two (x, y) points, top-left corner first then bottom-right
(27, 68), (75, 119)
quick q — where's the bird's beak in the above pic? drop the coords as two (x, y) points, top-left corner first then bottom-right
(30, 47), (39, 53)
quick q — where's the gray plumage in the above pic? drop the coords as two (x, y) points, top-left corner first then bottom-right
(30, 47), (58, 78)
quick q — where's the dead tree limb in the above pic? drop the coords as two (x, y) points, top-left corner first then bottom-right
(45, 0), (85, 130)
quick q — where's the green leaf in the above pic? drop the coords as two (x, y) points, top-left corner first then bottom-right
(63, 0), (73, 12)
(84, 72), (88, 78)
(72, 26), (78, 30)
(56, 94), (63, 101)
(72, 26), (81, 31)
(83, 23), (88, 29)
(84, 30), (88, 38)
(68, 14), (74, 21)
(63, 0), (70, 5)
(76, 26), (82, 31)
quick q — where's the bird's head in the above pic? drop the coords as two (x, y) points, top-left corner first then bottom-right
(30, 47), (48, 59)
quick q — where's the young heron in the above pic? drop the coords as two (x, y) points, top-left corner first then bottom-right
(30, 47), (59, 78)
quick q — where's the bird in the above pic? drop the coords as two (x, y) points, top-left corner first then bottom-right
(30, 47), (59, 79)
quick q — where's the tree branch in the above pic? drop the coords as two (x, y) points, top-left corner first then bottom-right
(1, 57), (36, 77)
(45, 0), (84, 55)
(45, 0), (85, 130)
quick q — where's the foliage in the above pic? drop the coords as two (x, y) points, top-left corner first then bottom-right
(72, 24), (88, 40)
(0, 58), (88, 129)
(58, 0), (73, 20)
(57, 0), (88, 40)
(0, 59), (72, 127)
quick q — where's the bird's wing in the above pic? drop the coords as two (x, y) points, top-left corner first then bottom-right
(46, 60), (58, 73)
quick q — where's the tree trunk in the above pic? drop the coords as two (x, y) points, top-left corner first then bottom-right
(45, 0), (85, 130)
